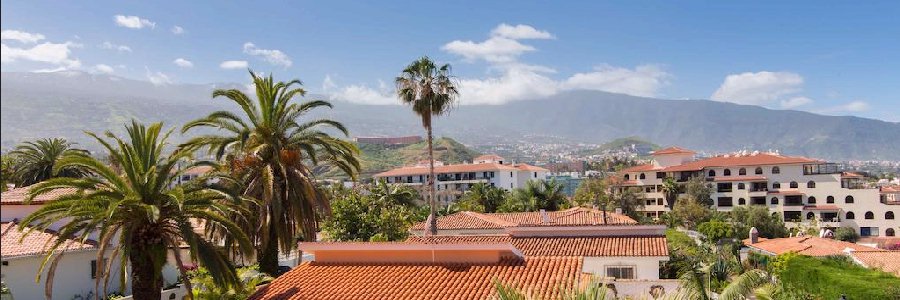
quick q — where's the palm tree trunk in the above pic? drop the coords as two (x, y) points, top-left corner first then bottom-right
(129, 246), (163, 300)
(259, 210), (280, 276)
(426, 121), (438, 236)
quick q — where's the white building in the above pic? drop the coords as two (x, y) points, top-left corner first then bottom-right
(618, 147), (899, 239)
(373, 155), (549, 203)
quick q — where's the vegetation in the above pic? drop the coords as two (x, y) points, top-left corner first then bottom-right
(322, 182), (423, 242)
(572, 177), (611, 213)
(1, 155), (14, 191)
(500, 180), (568, 212)
(454, 182), (507, 213)
(776, 255), (900, 299)
(354, 137), (479, 177)
(697, 220), (733, 243)
(8, 138), (90, 187)
(181, 71), (360, 275)
(190, 265), (273, 300)
(670, 196), (713, 229)
(683, 177), (713, 206)
(21, 121), (252, 300)
(834, 227), (860, 242)
(730, 206), (788, 239)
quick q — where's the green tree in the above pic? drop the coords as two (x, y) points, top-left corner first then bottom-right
(573, 177), (613, 222)
(1, 155), (16, 191)
(182, 71), (360, 276)
(190, 265), (273, 300)
(21, 121), (252, 300)
(323, 185), (423, 242)
(684, 177), (713, 206)
(505, 180), (568, 212)
(834, 227), (859, 242)
(9, 138), (90, 187)
(370, 180), (419, 207)
(456, 182), (506, 213)
(672, 196), (713, 229)
(697, 220), (734, 243)
(660, 177), (679, 209)
(395, 56), (459, 235)
(610, 185), (645, 220)
(730, 206), (788, 239)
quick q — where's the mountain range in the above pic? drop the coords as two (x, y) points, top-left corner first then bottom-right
(2, 71), (899, 161)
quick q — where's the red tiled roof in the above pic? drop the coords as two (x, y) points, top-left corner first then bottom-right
(410, 207), (638, 231)
(513, 164), (549, 172)
(651, 147), (695, 155)
(374, 162), (518, 177)
(711, 176), (767, 182)
(662, 153), (820, 172)
(851, 251), (900, 277)
(841, 172), (865, 178)
(619, 164), (661, 173)
(1, 186), (78, 205)
(406, 235), (668, 257)
(1, 221), (96, 258)
(183, 165), (214, 175)
(249, 256), (582, 300)
(744, 236), (883, 257)
(881, 185), (900, 193)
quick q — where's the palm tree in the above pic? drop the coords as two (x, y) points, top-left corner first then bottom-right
(369, 180), (419, 207)
(21, 121), (252, 300)
(457, 182), (506, 213)
(395, 56), (459, 235)
(511, 180), (567, 212)
(181, 71), (360, 275)
(661, 177), (679, 209)
(9, 138), (90, 186)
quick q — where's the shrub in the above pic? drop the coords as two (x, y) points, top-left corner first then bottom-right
(834, 227), (859, 242)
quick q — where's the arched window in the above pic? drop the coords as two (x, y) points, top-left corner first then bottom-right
(739, 198), (746, 205)
(807, 181), (816, 188)
(755, 167), (763, 175)
(827, 196), (834, 203)
(790, 181), (798, 188)
(624, 174), (630, 180)
(724, 169), (732, 176)
(808, 196), (816, 204)
(887, 211), (895, 220)
(846, 211), (855, 219)
(771, 197), (779, 205)
(887, 228), (896, 237)
(845, 195), (854, 203)
(708, 170), (716, 177)
(738, 183), (745, 189)
(865, 211), (874, 219)
(772, 166), (780, 174)
(639, 173), (646, 180)
(806, 212), (815, 220)
(739, 168), (747, 175)
(772, 182), (781, 189)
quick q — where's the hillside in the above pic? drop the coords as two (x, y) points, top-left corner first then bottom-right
(357, 137), (480, 177)
(581, 137), (661, 157)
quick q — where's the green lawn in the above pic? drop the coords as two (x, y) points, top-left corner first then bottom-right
(779, 255), (900, 299)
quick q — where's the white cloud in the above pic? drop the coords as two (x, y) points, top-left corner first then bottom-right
(242, 42), (292, 67)
(1, 41), (81, 69)
(114, 15), (156, 29)
(145, 68), (172, 85)
(220, 60), (248, 69)
(94, 64), (115, 74)
(31, 66), (69, 73)
(171, 26), (185, 35)
(173, 58), (193, 68)
(561, 64), (669, 98)
(442, 37), (535, 63)
(711, 71), (804, 105)
(779, 96), (813, 109)
(100, 41), (132, 52)
(490, 23), (554, 40)
(1, 29), (45, 43)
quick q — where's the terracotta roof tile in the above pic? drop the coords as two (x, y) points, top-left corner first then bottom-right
(851, 251), (900, 276)
(406, 235), (668, 257)
(881, 185), (900, 193)
(249, 256), (583, 300)
(513, 164), (549, 172)
(410, 208), (637, 231)
(651, 147), (696, 155)
(1, 221), (96, 258)
(1, 186), (79, 205)
(662, 153), (820, 172)
(744, 236), (883, 257)
(374, 163), (518, 177)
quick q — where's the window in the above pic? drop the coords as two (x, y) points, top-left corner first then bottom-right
(90, 259), (108, 279)
(624, 174), (630, 180)
(739, 168), (747, 175)
(807, 196), (816, 204)
(490, 172), (495, 178)
(724, 169), (732, 176)
(807, 181), (816, 188)
(739, 198), (746, 205)
(510, 172), (513, 178)
(639, 173), (646, 180)
(865, 211), (874, 219)
(771, 197), (779, 205)
(606, 266), (635, 279)
(789, 181), (798, 188)
(827, 196), (834, 203)
(407, 176), (413, 183)
(887, 228), (896, 237)
(860, 227), (877, 237)
(717, 183), (732, 193)
(718, 197), (733, 207)
(887, 211), (895, 219)
(772, 182), (781, 189)
(807, 212), (815, 220)
(772, 166), (780, 174)
(533, 172), (537, 178)
(738, 183), (746, 190)
(845, 195), (854, 203)
(846, 211), (855, 219)
(656, 172), (666, 179)
(708, 170), (716, 177)
(755, 167), (763, 175)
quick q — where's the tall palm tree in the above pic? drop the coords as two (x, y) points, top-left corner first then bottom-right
(21, 121), (252, 300)
(661, 177), (679, 209)
(512, 180), (567, 212)
(9, 138), (90, 186)
(181, 71), (360, 275)
(396, 56), (459, 235)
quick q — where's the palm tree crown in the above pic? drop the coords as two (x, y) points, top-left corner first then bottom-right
(9, 138), (90, 187)
(181, 70), (360, 275)
(21, 121), (252, 300)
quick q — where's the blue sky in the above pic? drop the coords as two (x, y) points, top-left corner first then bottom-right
(2, 1), (898, 121)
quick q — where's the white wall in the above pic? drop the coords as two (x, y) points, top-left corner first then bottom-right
(581, 256), (667, 280)
(2, 250), (128, 300)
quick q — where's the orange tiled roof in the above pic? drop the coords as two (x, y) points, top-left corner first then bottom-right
(851, 251), (900, 276)
(410, 207), (638, 231)
(744, 236), (883, 257)
(881, 185), (900, 193)
(662, 153), (820, 172)
(374, 162), (518, 177)
(651, 147), (696, 155)
(249, 256), (582, 300)
(1, 221), (96, 258)
(183, 165), (214, 175)
(513, 163), (549, 172)
(1, 186), (79, 205)
(406, 235), (668, 257)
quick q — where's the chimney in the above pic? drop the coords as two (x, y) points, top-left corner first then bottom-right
(614, 208), (623, 214)
(749, 227), (759, 244)
(540, 209), (550, 224)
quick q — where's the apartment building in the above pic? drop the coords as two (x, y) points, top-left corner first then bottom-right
(618, 147), (898, 238)
(373, 155), (549, 204)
